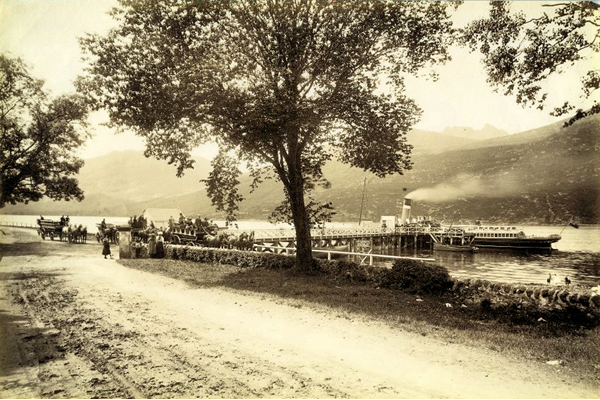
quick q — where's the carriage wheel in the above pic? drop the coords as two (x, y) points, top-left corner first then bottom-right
(172, 235), (181, 244)
(41, 232), (46, 240)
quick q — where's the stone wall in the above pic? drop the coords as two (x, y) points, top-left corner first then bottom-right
(449, 277), (600, 311)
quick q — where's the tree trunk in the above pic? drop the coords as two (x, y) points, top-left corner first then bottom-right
(287, 169), (313, 271)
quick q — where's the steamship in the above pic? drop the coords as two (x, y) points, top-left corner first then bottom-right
(459, 224), (561, 251)
(396, 198), (561, 251)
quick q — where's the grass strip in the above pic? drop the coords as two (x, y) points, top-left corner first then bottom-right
(118, 258), (600, 384)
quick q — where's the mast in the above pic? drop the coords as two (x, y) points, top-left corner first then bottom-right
(358, 177), (367, 226)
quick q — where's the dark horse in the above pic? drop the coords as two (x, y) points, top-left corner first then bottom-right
(96, 226), (118, 244)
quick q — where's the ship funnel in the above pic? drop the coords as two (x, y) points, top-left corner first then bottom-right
(400, 198), (412, 224)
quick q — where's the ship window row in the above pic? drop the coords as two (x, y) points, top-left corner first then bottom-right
(474, 233), (517, 238)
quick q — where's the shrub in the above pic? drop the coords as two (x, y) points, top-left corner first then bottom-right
(315, 259), (383, 283)
(379, 259), (453, 295)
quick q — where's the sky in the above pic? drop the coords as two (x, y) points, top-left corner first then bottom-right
(1, 0), (597, 159)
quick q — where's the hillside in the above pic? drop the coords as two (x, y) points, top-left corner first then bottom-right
(441, 124), (509, 141)
(405, 129), (476, 155)
(238, 115), (599, 224)
(2, 117), (598, 224)
(1, 151), (211, 217)
(312, 115), (600, 224)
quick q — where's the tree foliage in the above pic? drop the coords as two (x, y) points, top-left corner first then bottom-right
(460, 1), (600, 125)
(1, 54), (89, 208)
(78, 0), (457, 269)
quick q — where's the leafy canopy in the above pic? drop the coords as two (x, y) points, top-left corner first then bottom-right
(78, 0), (458, 269)
(460, 1), (600, 125)
(1, 54), (89, 208)
(78, 0), (457, 218)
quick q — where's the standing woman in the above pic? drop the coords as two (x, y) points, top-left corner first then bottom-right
(102, 237), (112, 259)
(156, 232), (165, 259)
(148, 233), (157, 258)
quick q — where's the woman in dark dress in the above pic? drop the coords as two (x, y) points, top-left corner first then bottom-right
(148, 233), (157, 258)
(156, 232), (165, 258)
(102, 237), (112, 259)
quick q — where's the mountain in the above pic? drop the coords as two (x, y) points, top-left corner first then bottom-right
(406, 129), (476, 155)
(442, 124), (509, 141)
(313, 115), (599, 224)
(79, 150), (210, 202)
(2, 150), (212, 217)
(2, 117), (598, 224)
(239, 116), (599, 224)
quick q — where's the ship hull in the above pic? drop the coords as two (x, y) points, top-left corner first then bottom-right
(434, 243), (478, 252)
(472, 237), (559, 250)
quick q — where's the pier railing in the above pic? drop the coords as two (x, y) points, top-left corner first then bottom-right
(253, 244), (435, 265)
(0, 221), (38, 229)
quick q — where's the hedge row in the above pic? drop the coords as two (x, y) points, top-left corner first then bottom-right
(162, 244), (450, 295)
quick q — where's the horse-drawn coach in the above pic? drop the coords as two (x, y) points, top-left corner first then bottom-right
(96, 222), (119, 244)
(36, 218), (65, 241)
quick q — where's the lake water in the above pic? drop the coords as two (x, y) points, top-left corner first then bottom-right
(380, 225), (600, 287)
(1, 214), (599, 287)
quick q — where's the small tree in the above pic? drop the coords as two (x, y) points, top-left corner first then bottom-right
(460, 1), (600, 125)
(78, 0), (457, 270)
(0, 54), (89, 208)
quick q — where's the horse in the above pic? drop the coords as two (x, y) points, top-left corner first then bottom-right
(107, 227), (118, 243)
(68, 225), (83, 243)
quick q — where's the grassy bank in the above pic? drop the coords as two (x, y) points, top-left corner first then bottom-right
(118, 258), (600, 384)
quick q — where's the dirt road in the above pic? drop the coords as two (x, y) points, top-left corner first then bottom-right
(0, 227), (597, 398)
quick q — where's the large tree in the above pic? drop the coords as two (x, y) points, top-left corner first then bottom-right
(1, 54), (89, 208)
(77, 0), (457, 270)
(460, 1), (600, 125)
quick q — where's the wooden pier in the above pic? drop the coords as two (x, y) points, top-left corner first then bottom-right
(248, 225), (467, 256)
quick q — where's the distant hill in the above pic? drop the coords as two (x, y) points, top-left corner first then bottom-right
(406, 129), (476, 155)
(442, 124), (509, 141)
(80, 150), (210, 202)
(1, 150), (212, 217)
(239, 115), (599, 224)
(312, 115), (599, 224)
(2, 117), (598, 224)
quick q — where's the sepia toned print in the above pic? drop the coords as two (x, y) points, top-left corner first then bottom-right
(1, 1), (599, 398)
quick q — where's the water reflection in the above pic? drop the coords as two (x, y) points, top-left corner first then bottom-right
(371, 247), (600, 287)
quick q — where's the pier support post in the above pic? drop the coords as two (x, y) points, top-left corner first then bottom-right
(117, 226), (132, 259)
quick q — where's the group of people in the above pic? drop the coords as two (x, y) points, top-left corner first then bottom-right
(101, 212), (217, 259)
(130, 231), (165, 258)
(169, 213), (218, 237)
(38, 215), (71, 226)
(146, 231), (165, 258)
(129, 215), (148, 229)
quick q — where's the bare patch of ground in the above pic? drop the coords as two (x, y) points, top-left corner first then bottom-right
(1, 227), (598, 398)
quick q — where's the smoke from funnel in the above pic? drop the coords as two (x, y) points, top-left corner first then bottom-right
(405, 173), (520, 203)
